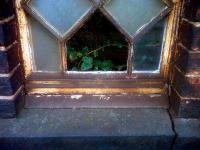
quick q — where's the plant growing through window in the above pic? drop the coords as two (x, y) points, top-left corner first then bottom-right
(22, 0), (171, 75)
(66, 11), (128, 71)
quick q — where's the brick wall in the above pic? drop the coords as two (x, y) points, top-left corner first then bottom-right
(170, 0), (200, 118)
(0, 0), (199, 119)
(0, 0), (24, 118)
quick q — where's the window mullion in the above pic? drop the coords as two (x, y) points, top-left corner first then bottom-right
(127, 42), (134, 77)
(59, 41), (67, 72)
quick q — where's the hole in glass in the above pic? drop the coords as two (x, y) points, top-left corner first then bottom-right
(66, 11), (128, 72)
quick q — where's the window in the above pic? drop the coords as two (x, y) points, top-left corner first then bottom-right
(16, 0), (180, 96)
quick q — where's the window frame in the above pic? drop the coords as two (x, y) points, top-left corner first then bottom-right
(16, 0), (183, 96)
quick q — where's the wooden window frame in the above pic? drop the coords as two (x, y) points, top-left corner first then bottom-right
(15, 0), (183, 97)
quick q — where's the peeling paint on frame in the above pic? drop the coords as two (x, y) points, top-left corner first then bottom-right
(16, 0), (183, 95)
(28, 87), (167, 95)
(16, 0), (33, 78)
(161, 0), (183, 81)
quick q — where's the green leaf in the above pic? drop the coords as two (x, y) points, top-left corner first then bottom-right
(99, 60), (114, 71)
(68, 51), (78, 62)
(77, 52), (83, 58)
(81, 62), (93, 71)
(83, 56), (93, 64)
(81, 56), (93, 71)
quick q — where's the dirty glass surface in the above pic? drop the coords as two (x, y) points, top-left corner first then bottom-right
(134, 19), (166, 71)
(105, 0), (167, 37)
(25, 0), (169, 73)
(28, 0), (92, 36)
(28, 17), (60, 71)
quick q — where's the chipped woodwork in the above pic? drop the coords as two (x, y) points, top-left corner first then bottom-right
(16, 0), (181, 96)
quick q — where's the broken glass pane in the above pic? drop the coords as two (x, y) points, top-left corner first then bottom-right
(134, 19), (166, 72)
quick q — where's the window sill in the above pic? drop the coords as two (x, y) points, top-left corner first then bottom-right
(25, 72), (168, 109)
(25, 94), (169, 109)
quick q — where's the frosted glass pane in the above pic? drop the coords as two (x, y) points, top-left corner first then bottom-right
(134, 19), (166, 71)
(28, 17), (60, 71)
(29, 0), (92, 35)
(105, 0), (167, 36)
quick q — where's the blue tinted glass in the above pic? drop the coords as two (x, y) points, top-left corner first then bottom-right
(134, 19), (166, 71)
(105, 0), (167, 36)
(29, 0), (92, 36)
